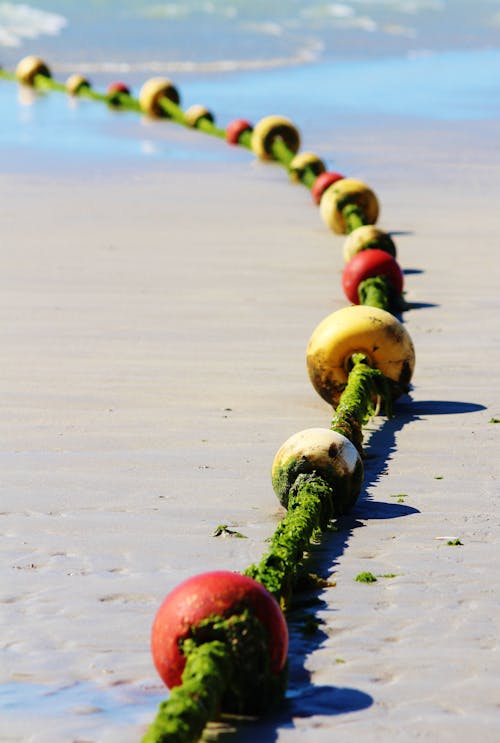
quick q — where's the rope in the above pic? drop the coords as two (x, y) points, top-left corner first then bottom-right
(343, 203), (368, 233)
(245, 473), (337, 605)
(331, 353), (392, 451)
(358, 275), (392, 311)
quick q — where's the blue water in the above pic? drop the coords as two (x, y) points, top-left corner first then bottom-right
(1, 0), (499, 169)
(1, 1), (499, 67)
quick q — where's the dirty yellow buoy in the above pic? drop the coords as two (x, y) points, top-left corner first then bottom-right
(307, 305), (415, 406)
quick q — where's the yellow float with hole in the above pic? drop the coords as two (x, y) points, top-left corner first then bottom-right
(16, 55), (50, 85)
(271, 427), (364, 515)
(306, 305), (415, 406)
(289, 152), (325, 183)
(343, 225), (396, 263)
(139, 77), (180, 117)
(251, 115), (300, 160)
(66, 74), (90, 96)
(184, 104), (214, 128)
(320, 178), (379, 234)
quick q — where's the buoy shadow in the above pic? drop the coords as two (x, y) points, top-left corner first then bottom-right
(216, 683), (372, 741)
(403, 300), (438, 310)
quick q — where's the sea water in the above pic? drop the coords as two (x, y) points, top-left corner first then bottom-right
(1, 0), (499, 169)
(0, 1), (499, 67)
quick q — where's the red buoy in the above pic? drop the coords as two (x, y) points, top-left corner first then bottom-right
(151, 571), (288, 689)
(342, 249), (404, 304)
(311, 171), (345, 205)
(226, 118), (253, 144)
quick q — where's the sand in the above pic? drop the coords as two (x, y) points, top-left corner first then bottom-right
(1, 108), (499, 743)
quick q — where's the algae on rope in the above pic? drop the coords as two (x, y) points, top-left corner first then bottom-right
(330, 353), (392, 452)
(143, 610), (287, 743)
(245, 473), (336, 606)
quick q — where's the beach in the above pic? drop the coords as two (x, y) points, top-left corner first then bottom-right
(1, 2), (500, 741)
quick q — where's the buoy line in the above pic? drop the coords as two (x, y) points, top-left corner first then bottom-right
(2, 56), (417, 743)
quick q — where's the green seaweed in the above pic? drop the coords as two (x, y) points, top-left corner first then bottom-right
(390, 493), (408, 503)
(358, 275), (392, 312)
(142, 610), (287, 743)
(355, 572), (378, 583)
(447, 539), (463, 546)
(245, 473), (336, 606)
(142, 641), (229, 743)
(331, 353), (392, 451)
(342, 203), (366, 232)
(212, 524), (247, 539)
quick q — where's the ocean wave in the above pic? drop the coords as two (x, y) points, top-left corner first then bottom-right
(0, 2), (66, 48)
(53, 39), (325, 75)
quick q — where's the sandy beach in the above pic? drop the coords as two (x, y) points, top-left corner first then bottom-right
(1, 3), (500, 741)
(2, 109), (499, 741)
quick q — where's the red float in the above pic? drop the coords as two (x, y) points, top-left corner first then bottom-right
(342, 248), (404, 304)
(226, 118), (253, 144)
(311, 171), (345, 204)
(151, 571), (288, 689)
(107, 82), (130, 96)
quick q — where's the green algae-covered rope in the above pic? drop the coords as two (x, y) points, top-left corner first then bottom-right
(143, 640), (229, 743)
(245, 473), (336, 605)
(142, 610), (287, 743)
(270, 137), (319, 188)
(358, 275), (392, 312)
(331, 353), (392, 452)
(246, 354), (392, 603)
(359, 275), (392, 311)
(359, 276), (408, 313)
(342, 203), (367, 233)
(0, 68), (17, 82)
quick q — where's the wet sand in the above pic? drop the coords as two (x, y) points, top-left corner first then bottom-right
(1, 104), (499, 742)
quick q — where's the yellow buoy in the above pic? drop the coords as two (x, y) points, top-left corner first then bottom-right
(289, 152), (326, 183)
(66, 74), (90, 96)
(139, 77), (180, 117)
(320, 178), (379, 234)
(251, 115), (300, 160)
(184, 104), (214, 127)
(16, 56), (51, 86)
(306, 305), (415, 406)
(343, 225), (396, 263)
(271, 427), (363, 514)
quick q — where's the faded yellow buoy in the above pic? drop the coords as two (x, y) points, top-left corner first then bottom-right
(139, 77), (180, 117)
(251, 115), (300, 160)
(306, 305), (415, 406)
(289, 152), (325, 183)
(184, 104), (214, 127)
(16, 56), (51, 86)
(271, 427), (364, 515)
(66, 74), (90, 96)
(320, 178), (379, 234)
(343, 225), (396, 263)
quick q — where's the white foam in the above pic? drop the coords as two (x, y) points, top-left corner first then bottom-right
(0, 2), (67, 47)
(54, 37), (325, 75)
(241, 21), (284, 37)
